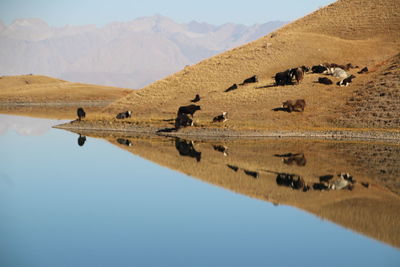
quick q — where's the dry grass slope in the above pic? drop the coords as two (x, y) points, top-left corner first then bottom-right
(102, 0), (399, 132)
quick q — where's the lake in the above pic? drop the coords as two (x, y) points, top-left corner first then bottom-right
(0, 114), (399, 267)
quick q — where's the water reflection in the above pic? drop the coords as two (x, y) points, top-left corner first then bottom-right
(77, 134), (87, 146)
(70, 131), (400, 249)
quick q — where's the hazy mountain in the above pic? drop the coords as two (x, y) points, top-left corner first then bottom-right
(0, 16), (287, 88)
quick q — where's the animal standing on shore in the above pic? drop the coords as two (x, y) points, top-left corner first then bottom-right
(177, 104), (201, 117)
(77, 107), (86, 121)
(116, 110), (132, 119)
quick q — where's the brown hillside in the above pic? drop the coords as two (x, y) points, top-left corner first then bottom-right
(101, 0), (399, 132)
(0, 75), (131, 119)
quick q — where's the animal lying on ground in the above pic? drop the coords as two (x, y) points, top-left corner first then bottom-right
(116, 110), (132, 119)
(177, 104), (201, 117)
(244, 169), (259, 178)
(239, 75), (258, 85)
(337, 75), (356, 86)
(358, 67), (368, 74)
(276, 173), (309, 191)
(227, 164), (239, 172)
(212, 145), (228, 156)
(282, 99), (306, 112)
(325, 67), (349, 78)
(212, 112), (228, 122)
(318, 77), (333, 85)
(225, 83), (238, 92)
(312, 65), (328, 73)
(324, 63), (358, 70)
(77, 107), (86, 121)
(191, 94), (200, 102)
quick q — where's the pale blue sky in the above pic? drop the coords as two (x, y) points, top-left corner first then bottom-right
(0, 0), (336, 26)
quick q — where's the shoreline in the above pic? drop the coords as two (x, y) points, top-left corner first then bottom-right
(54, 121), (400, 144)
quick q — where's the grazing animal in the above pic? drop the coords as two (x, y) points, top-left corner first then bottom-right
(116, 110), (132, 119)
(240, 75), (258, 85)
(175, 113), (193, 129)
(275, 70), (293, 85)
(177, 104), (201, 117)
(358, 67), (368, 74)
(318, 77), (333, 85)
(291, 67), (304, 84)
(117, 138), (132, 147)
(175, 139), (201, 162)
(213, 145), (228, 156)
(227, 164), (239, 172)
(337, 74), (356, 86)
(191, 94), (200, 103)
(77, 134), (86, 146)
(77, 107), (86, 121)
(212, 112), (227, 122)
(311, 65), (328, 73)
(282, 99), (306, 112)
(225, 83), (238, 92)
(244, 169), (259, 179)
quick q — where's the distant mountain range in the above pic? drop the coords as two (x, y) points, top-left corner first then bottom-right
(0, 16), (287, 89)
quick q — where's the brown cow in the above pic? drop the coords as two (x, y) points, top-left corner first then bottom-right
(282, 99), (306, 112)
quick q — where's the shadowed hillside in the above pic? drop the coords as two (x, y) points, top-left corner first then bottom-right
(100, 0), (399, 132)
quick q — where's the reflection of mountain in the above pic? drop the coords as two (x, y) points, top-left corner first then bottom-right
(0, 114), (66, 136)
(66, 130), (400, 248)
(0, 16), (287, 88)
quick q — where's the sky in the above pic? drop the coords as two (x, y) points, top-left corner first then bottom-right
(0, 0), (337, 26)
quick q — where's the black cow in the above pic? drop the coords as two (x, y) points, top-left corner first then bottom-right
(213, 145), (228, 156)
(175, 138), (201, 162)
(227, 164), (239, 172)
(275, 70), (293, 86)
(311, 65), (328, 73)
(77, 107), (86, 121)
(318, 77), (333, 85)
(212, 112), (227, 122)
(116, 110), (132, 119)
(77, 134), (86, 146)
(240, 75), (258, 85)
(357, 67), (368, 74)
(244, 169), (259, 179)
(191, 94), (200, 103)
(177, 104), (201, 117)
(117, 138), (132, 147)
(291, 67), (304, 84)
(225, 83), (238, 92)
(175, 113), (193, 129)
(337, 75), (356, 86)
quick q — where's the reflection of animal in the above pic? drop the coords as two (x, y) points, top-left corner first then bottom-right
(225, 83), (238, 92)
(212, 145), (228, 156)
(282, 99), (306, 112)
(275, 70), (292, 85)
(318, 77), (333, 85)
(77, 107), (86, 121)
(175, 139), (201, 162)
(177, 104), (201, 117)
(311, 65), (328, 73)
(337, 75), (355, 86)
(358, 67), (368, 74)
(240, 75), (258, 85)
(244, 169), (259, 178)
(227, 164), (239, 172)
(274, 153), (306, 166)
(276, 173), (308, 191)
(212, 112), (227, 122)
(116, 110), (132, 119)
(78, 134), (86, 146)
(117, 138), (132, 147)
(191, 94), (200, 103)
(175, 113), (193, 129)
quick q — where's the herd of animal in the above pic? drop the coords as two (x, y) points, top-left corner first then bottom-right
(75, 62), (368, 129)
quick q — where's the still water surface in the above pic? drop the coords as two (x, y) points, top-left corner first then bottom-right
(0, 114), (399, 267)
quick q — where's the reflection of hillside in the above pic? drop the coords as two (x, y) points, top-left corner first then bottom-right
(73, 131), (400, 248)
